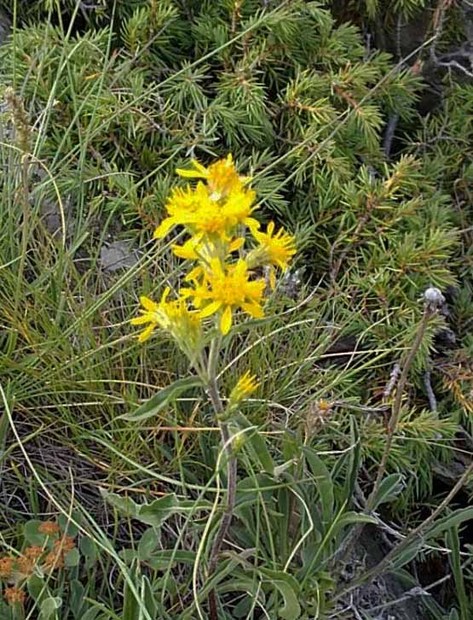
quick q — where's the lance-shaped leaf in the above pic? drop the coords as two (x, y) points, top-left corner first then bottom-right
(120, 376), (203, 421)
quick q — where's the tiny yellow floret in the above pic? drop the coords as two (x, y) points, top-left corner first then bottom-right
(229, 371), (259, 405)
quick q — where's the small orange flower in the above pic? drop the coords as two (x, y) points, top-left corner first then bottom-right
(43, 551), (64, 571)
(4, 586), (26, 605)
(24, 546), (44, 560)
(0, 556), (14, 579)
(16, 556), (35, 576)
(54, 535), (75, 553)
(38, 521), (60, 536)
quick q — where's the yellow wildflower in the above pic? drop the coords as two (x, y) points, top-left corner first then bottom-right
(221, 188), (259, 233)
(182, 258), (265, 335)
(176, 154), (249, 199)
(131, 288), (203, 354)
(154, 182), (217, 239)
(154, 180), (258, 241)
(229, 371), (259, 406)
(251, 222), (296, 270)
(248, 222), (296, 288)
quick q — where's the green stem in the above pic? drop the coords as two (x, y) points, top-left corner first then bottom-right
(205, 334), (237, 620)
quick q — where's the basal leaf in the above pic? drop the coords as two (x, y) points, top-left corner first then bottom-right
(120, 376), (202, 421)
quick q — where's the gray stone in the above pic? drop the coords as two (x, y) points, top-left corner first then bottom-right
(99, 240), (139, 272)
(0, 9), (11, 46)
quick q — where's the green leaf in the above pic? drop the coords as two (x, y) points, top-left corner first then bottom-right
(101, 490), (139, 518)
(79, 536), (98, 568)
(120, 376), (203, 421)
(391, 540), (424, 570)
(58, 513), (80, 537)
(147, 549), (196, 570)
(39, 597), (62, 620)
(138, 528), (159, 561)
(81, 611), (100, 620)
(426, 507), (473, 540)
(70, 580), (86, 619)
(102, 490), (196, 528)
(371, 473), (404, 509)
(123, 576), (139, 620)
(24, 520), (48, 546)
(343, 416), (361, 503)
(335, 512), (377, 530)
(261, 570), (301, 620)
(137, 494), (178, 526)
(0, 601), (11, 620)
(302, 447), (334, 528)
(446, 526), (469, 620)
(27, 574), (47, 602)
(65, 547), (80, 567)
(142, 576), (158, 617)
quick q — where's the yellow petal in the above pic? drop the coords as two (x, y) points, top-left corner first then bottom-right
(176, 160), (208, 178)
(154, 218), (176, 239)
(229, 237), (245, 252)
(242, 303), (264, 319)
(130, 315), (151, 325)
(172, 243), (196, 260)
(246, 218), (261, 234)
(199, 300), (222, 318)
(140, 296), (159, 311)
(220, 306), (233, 335)
(138, 324), (155, 342)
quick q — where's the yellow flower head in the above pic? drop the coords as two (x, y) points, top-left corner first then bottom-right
(182, 258), (265, 335)
(154, 174), (258, 241)
(131, 288), (203, 355)
(251, 222), (296, 271)
(176, 154), (250, 199)
(229, 371), (259, 406)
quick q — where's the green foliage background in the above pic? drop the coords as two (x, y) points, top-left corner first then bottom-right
(0, 1), (472, 619)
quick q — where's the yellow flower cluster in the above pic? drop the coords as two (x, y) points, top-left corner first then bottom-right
(132, 154), (296, 340)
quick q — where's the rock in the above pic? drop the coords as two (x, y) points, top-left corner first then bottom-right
(99, 240), (139, 272)
(0, 9), (11, 46)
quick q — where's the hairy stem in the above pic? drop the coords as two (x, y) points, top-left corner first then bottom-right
(206, 337), (237, 620)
